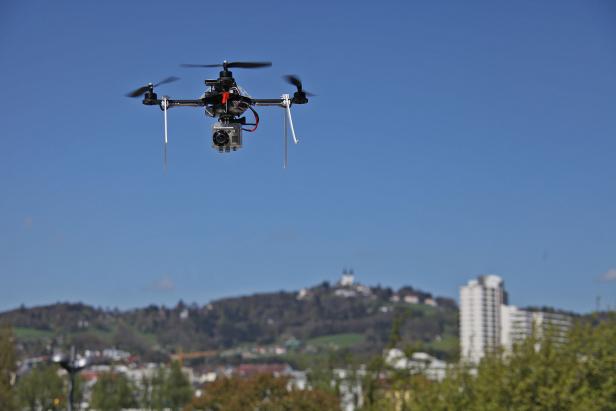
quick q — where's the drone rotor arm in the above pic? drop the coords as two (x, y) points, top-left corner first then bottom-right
(251, 96), (310, 106)
(148, 95), (221, 108)
(163, 93), (255, 107)
(165, 99), (208, 107)
(252, 98), (286, 107)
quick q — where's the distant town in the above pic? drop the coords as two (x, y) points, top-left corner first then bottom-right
(1, 269), (585, 411)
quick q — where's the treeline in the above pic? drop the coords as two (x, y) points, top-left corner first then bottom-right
(359, 312), (616, 411)
(2, 314), (615, 411)
(0, 283), (458, 360)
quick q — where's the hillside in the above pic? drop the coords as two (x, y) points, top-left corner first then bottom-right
(1, 281), (459, 364)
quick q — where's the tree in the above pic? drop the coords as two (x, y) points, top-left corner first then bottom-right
(150, 366), (168, 411)
(140, 374), (153, 410)
(90, 371), (138, 411)
(360, 356), (386, 410)
(139, 362), (192, 411)
(0, 323), (17, 411)
(166, 361), (193, 411)
(16, 364), (65, 411)
(191, 373), (340, 411)
(360, 313), (616, 411)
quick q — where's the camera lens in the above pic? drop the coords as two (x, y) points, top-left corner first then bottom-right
(213, 130), (230, 147)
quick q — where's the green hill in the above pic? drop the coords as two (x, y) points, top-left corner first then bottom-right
(0, 282), (459, 364)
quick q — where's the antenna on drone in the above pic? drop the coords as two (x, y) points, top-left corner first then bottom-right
(162, 96), (170, 172)
(125, 77), (180, 171)
(282, 94), (299, 168)
(284, 105), (288, 168)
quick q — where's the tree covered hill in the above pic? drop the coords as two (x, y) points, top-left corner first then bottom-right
(0, 281), (459, 362)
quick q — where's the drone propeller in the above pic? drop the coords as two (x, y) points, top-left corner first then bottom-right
(180, 61), (272, 69)
(284, 75), (315, 97)
(125, 76), (180, 98)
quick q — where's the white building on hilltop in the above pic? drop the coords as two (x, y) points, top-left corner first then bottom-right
(340, 268), (355, 287)
(460, 275), (507, 363)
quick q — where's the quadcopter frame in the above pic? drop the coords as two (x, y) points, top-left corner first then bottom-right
(128, 62), (310, 168)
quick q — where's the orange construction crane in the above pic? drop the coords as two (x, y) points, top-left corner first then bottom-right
(171, 350), (218, 365)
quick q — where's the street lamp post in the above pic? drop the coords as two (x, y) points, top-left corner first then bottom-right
(53, 346), (87, 411)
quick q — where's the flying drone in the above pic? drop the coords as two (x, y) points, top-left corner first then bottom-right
(126, 60), (313, 168)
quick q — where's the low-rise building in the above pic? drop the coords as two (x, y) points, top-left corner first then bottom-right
(384, 349), (448, 381)
(424, 298), (437, 307)
(501, 306), (572, 350)
(403, 295), (419, 304)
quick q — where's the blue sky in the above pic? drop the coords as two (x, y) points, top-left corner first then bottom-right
(1, 0), (615, 313)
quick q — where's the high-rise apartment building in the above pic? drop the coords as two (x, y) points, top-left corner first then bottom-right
(459, 275), (507, 363)
(461, 275), (572, 363)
